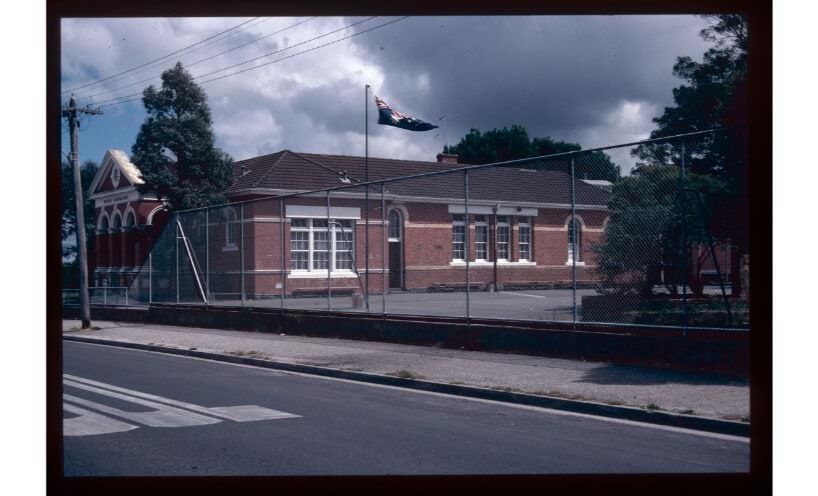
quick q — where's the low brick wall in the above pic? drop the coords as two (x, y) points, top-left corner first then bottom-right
(64, 304), (749, 377)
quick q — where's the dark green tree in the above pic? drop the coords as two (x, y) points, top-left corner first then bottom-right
(444, 126), (620, 181)
(61, 159), (98, 259)
(592, 165), (728, 298)
(633, 14), (747, 178)
(628, 14), (748, 296)
(132, 62), (234, 211)
(443, 125), (533, 164)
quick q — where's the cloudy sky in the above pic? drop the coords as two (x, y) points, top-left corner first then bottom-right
(60, 15), (713, 166)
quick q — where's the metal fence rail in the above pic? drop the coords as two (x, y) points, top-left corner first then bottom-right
(100, 128), (748, 331)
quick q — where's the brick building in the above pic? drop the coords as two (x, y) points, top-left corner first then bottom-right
(89, 149), (613, 299)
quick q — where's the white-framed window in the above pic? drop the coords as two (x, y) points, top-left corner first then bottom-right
(567, 218), (582, 264)
(475, 215), (488, 261)
(225, 208), (238, 248)
(388, 210), (401, 241)
(290, 218), (355, 272)
(496, 216), (510, 261)
(451, 214), (465, 261)
(518, 218), (531, 261)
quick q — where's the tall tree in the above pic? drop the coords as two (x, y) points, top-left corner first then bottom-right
(444, 126), (620, 181)
(630, 14), (748, 296)
(132, 62), (234, 211)
(62, 159), (98, 259)
(633, 14), (747, 178)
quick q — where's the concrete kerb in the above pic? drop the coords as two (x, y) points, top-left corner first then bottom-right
(62, 334), (749, 438)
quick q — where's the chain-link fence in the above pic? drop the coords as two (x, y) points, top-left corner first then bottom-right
(103, 129), (749, 331)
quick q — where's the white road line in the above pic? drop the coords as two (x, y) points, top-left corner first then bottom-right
(63, 402), (138, 437)
(499, 291), (561, 299)
(64, 374), (300, 422)
(64, 392), (221, 428)
(65, 340), (747, 443)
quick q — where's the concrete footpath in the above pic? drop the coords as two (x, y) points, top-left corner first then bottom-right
(62, 319), (750, 435)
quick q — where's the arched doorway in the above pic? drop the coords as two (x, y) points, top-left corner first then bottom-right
(388, 209), (404, 289)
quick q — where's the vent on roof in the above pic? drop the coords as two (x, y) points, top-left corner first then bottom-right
(339, 170), (352, 184)
(241, 165), (251, 176)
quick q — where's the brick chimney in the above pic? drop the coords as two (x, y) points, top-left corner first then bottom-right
(436, 153), (459, 165)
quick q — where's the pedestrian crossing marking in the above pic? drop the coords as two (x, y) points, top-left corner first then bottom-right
(63, 374), (300, 437)
(64, 402), (138, 437)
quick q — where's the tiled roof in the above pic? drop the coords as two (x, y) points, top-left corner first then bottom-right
(226, 150), (611, 207)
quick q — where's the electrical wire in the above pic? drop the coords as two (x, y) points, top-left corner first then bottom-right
(77, 17), (317, 102)
(62, 17), (260, 95)
(72, 17), (274, 101)
(96, 16), (406, 110)
(93, 16), (379, 107)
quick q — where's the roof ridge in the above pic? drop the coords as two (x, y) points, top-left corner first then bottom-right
(249, 150), (288, 189)
(295, 150), (443, 166)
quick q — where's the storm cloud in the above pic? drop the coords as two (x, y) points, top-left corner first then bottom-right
(61, 15), (713, 164)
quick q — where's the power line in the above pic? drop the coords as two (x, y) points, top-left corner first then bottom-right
(199, 17), (408, 85)
(193, 16), (378, 81)
(96, 16), (401, 109)
(73, 17), (274, 101)
(93, 16), (378, 107)
(62, 17), (260, 95)
(77, 17), (317, 102)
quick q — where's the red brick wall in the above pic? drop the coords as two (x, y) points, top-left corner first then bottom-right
(103, 194), (610, 296)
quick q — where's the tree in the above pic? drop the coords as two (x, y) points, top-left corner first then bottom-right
(443, 125), (533, 164)
(630, 14), (748, 296)
(443, 126), (620, 181)
(593, 165), (728, 298)
(633, 15), (746, 178)
(132, 62), (234, 211)
(62, 159), (98, 260)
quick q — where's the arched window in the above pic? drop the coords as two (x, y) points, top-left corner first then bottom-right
(225, 208), (238, 248)
(98, 213), (110, 232)
(123, 210), (135, 229)
(567, 218), (582, 264)
(388, 210), (402, 240)
(111, 211), (122, 230)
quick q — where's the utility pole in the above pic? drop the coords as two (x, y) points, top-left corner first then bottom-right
(62, 95), (102, 329)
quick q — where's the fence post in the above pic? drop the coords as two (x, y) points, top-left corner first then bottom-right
(570, 155), (577, 326)
(148, 246), (152, 305)
(465, 169), (470, 320)
(280, 197), (286, 310)
(239, 204), (246, 305)
(103, 287), (107, 306)
(175, 213), (179, 305)
(205, 208), (209, 305)
(680, 142), (688, 336)
(381, 182), (387, 315)
(327, 190), (333, 310)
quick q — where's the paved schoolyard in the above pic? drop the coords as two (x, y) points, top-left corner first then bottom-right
(203, 288), (598, 321)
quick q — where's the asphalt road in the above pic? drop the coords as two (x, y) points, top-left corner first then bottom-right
(62, 340), (749, 476)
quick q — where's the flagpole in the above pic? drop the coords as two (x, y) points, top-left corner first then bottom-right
(364, 84), (366, 313)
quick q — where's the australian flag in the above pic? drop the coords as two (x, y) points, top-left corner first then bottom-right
(375, 96), (438, 132)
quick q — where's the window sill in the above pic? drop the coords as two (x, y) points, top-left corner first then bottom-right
(288, 271), (358, 279)
(450, 260), (537, 266)
(565, 261), (586, 266)
(222, 245), (238, 252)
